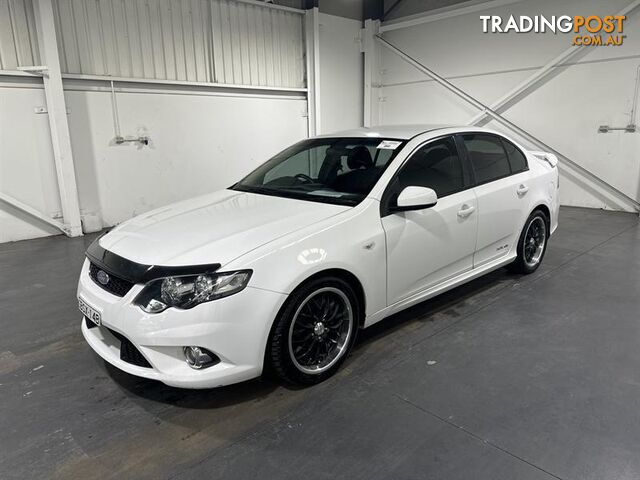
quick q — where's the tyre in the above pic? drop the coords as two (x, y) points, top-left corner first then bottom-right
(510, 209), (549, 274)
(266, 276), (359, 385)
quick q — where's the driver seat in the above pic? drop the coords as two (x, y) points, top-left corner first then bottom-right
(331, 146), (378, 194)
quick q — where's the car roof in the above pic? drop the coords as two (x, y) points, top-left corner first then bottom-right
(317, 124), (473, 140)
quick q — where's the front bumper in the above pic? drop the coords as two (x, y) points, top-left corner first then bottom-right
(78, 259), (287, 388)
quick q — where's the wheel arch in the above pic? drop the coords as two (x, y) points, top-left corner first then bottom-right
(531, 203), (551, 223)
(262, 267), (367, 377)
(292, 268), (367, 327)
(512, 202), (552, 256)
(269, 267), (367, 336)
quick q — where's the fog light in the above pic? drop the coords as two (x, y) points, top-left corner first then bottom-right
(183, 346), (218, 369)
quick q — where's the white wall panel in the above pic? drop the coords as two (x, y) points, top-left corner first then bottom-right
(0, 82), (62, 242)
(50, 0), (305, 88)
(0, 0), (311, 243)
(318, 13), (363, 134)
(0, 0), (40, 69)
(0, 79), (308, 242)
(63, 85), (308, 227)
(379, 0), (640, 211)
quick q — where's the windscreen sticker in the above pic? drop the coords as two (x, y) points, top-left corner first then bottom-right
(377, 140), (402, 150)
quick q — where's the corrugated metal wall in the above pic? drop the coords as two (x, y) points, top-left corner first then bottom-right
(54, 0), (305, 87)
(0, 0), (40, 69)
(0, 0), (306, 88)
(209, 0), (304, 87)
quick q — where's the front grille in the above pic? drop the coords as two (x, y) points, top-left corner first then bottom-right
(105, 327), (152, 368)
(89, 262), (134, 297)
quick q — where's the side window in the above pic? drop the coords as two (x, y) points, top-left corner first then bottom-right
(462, 134), (511, 184)
(397, 137), (464, 198)
(502, 138), (528, 173)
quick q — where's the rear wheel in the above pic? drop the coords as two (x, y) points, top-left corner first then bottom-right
(267, 276), (359, 385)
(510, 210), (549, 274)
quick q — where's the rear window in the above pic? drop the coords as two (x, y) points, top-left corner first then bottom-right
(462, 134), (511, 184)
(502, 139), (528, 174)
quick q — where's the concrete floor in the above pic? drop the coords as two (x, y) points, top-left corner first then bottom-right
(1, 206), (639, 480)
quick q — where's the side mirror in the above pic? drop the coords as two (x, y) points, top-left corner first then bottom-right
(394, 186), (438, 211)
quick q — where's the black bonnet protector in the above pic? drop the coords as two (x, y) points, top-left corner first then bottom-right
(86, 238), (221, 284)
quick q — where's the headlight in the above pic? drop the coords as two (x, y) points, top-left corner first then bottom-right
(134, 270), (252, 313)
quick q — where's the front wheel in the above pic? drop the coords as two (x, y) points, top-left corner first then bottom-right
(266, 276), (359, 385)
(510, 210), (549, 274)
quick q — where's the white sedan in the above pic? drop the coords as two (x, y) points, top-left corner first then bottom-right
(78, 125), (559, 388)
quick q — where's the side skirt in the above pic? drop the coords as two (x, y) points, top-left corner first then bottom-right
(363, 254), (517, 328)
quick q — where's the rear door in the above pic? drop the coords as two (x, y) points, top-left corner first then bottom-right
(381, 135), (478, 305)
(457, 133), (531, 268)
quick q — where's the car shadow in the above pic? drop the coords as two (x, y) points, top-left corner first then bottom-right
(356, 267), (514, 347)
(104, 361), (283, 408)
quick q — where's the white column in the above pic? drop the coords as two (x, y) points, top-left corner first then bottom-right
(33, 0), (83, 236)
(363, 19), (381, 127)
(305, 7), (321, 136)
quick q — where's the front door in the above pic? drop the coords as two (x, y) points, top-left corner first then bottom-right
(381, 136), (478, 306)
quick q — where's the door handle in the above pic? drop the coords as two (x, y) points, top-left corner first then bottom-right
(516, 184), (529, 196)
(457, 204), (475, 218)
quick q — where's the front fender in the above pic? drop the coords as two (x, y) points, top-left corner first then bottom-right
(224, 199), (387, 318)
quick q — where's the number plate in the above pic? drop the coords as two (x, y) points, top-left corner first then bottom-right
(79, 297), (101, 326)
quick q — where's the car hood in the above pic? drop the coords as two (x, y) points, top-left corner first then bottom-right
(99, 190), (350, 267)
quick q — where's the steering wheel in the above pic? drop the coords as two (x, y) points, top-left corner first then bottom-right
(294, 173), (314, 184)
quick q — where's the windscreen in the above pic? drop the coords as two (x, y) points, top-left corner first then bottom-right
(232, 137), (406, 206)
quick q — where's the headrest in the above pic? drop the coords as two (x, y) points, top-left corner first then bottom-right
(325, 146), (349, 157)
(347, 146), (373, 170)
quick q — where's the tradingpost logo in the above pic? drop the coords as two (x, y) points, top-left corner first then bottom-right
(480, 15), (627, 46)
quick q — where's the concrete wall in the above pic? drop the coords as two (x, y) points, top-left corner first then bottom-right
(378, 0), (640, 211)
(0, 78), (308, 242)
(0, 0), (313, 243)
(0, 81), (62, 242)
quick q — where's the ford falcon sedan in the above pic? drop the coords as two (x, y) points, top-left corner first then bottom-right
(78, 125), (559, 388)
